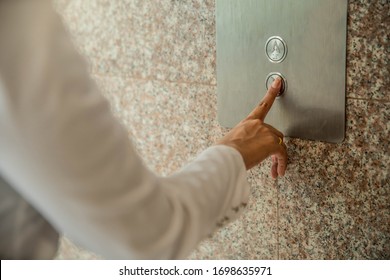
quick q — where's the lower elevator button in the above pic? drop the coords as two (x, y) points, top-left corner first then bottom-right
(266, 72), (287, 97)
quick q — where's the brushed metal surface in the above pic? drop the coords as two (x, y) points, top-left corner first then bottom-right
(216, 0), (348, 143)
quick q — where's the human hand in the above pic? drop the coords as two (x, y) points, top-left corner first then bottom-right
(217, 78), (287, 178)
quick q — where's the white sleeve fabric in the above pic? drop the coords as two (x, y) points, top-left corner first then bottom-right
(0, 175), (59, 259)
(0, 0), (250, 259)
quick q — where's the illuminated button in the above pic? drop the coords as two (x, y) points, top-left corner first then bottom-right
(266, 72), (287, 97)
(265, 36), (287, 63)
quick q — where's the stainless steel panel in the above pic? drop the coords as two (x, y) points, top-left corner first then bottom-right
(216, 0), (348, 143)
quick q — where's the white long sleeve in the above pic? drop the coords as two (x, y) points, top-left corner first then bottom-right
(0, 0), (250, 259)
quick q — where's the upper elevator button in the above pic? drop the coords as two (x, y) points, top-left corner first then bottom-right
(265, 36), (287, 63)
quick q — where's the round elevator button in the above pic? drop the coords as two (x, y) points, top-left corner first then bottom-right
(265, 36), (287, 63)
(266, 72), (287, 97)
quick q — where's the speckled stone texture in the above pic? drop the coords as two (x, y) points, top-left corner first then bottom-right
(53, 0), (389, 259)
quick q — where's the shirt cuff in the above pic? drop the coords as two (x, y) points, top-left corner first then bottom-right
(205, 145), (251, 231)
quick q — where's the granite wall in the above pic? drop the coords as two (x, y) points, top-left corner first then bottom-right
(53, 0), (389, 259)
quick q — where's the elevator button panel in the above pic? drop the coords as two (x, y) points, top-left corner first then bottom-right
(216, 0), (348, 143)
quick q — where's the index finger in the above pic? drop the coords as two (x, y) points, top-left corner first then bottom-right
(246, 77), (281, 121)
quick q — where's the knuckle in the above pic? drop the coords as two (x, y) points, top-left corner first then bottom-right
(243, 119), (260, 130)
(251, 119), (262, 126)
(259, 101), (268, 108)
(266, 134), (276, 143)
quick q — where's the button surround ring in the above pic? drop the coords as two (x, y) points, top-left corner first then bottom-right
(265, 36), (288, 63)
(265, 72), (288, 98)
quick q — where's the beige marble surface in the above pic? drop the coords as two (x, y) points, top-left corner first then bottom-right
(53, 0), (389, 259)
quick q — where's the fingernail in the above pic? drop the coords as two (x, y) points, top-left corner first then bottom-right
(272, 77), (281, 89)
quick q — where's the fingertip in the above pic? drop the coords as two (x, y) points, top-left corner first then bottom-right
(271, 77), (282, 89)
(266, 77), (281, 100)
(271, 159), (278, 179)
